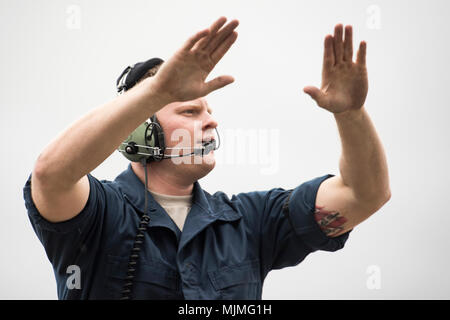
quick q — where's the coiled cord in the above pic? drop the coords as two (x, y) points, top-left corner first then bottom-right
(120, 159), (151, 300)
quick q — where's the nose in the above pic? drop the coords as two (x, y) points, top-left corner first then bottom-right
(202, 112), (218, 131)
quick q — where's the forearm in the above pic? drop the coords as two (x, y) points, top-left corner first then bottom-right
(34, 78), (171, 188)
(334, 106), (391, 201)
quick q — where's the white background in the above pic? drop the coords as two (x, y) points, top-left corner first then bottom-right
(1, 0), (449, 299)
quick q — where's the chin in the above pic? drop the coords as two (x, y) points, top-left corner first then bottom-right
(166, 151), (216, 181)
(190, 154), (216, 180)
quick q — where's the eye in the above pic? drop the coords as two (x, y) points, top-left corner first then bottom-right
(183, 109), (196, 115)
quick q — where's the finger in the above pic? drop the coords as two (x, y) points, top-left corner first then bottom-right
(181, 28), (210, 52)
(303, 86), (327, 106)
(356, 41), (367, 66)
(211, 31), (238, 65)
(333, 24), (344, 64)
(205, 19), (239, 53)
(343, 25), (353, 62)
(192, 16), (227, 51)
(323, 34), (335, 71)
(203, 75), (235, 96)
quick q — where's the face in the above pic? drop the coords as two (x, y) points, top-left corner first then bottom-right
(151, 97), (219, 182)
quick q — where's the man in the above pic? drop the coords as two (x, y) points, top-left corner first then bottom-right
(23, 17), (391, 299)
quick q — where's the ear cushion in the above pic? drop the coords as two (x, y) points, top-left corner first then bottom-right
(149, 115), (166, 161)
(118, 121), (155, 163)
(117, 115), (166, 163)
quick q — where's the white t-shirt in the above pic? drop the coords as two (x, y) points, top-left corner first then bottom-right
(149, 190), (193, 231)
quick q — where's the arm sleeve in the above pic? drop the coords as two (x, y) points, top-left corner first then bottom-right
(22, 172), (111, 286)
(233, 174), (351, 279)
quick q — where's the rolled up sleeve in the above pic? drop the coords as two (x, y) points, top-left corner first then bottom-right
(234, 174), (352, 280)
(23, 173), (104, 235)
(286, 174), (351, 252)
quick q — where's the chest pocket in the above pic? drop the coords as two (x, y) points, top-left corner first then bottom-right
(208, 259), (261, 299)
(105, 255), (182, 300)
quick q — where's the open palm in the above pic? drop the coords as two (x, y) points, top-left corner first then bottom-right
(151, 17), (239, 102)
(304, 24), (368, 114)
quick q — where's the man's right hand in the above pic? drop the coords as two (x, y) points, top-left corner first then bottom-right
(149, 16), (239, 103)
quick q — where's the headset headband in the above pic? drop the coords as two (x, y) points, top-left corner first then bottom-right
(116, 57), (164, 94)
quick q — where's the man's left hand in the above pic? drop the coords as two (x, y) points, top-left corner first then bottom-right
(303, 24), (368, 114)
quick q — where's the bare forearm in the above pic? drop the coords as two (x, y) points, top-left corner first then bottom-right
(334, 106), (391, 201)
(34, 78), (170, 188)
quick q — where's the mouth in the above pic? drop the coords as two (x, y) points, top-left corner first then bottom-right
(198, 137), (215, 144)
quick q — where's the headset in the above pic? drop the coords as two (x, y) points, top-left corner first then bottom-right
(115, 58), (220, 299)
(116, 58), (220, 164)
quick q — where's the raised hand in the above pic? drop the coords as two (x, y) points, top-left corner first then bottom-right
(150, 17), (239, 102)
(303, 24), (368, 114)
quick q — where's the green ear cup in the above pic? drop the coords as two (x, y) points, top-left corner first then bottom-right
(118, 121), (159, 163)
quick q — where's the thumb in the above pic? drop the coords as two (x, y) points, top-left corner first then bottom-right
(303, 86), (325, 104)
(203, 75), (235, 96)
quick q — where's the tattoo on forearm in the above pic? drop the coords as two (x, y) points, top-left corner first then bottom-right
(314, 205), (348, 236)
